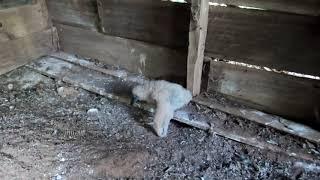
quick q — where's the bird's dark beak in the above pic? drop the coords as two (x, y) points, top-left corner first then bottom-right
(131, 95), (139, 105)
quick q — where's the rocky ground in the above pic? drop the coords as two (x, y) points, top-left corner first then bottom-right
(0, 66), (319, 179)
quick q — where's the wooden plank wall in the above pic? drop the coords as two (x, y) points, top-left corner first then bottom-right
(206, 2), (320, 124)
(47, 0), (189, 81)
(0, 0), (58, 75)
(208, 61), (320, 124)
(56, 24), (186, 79)
(0, 0), (34, 10)
(46, 0), (98, 30)
(0, 28), (59, 75)
(0, 0), (49, 39)
(47, 0), (320, 125)
(97, 0), (190, 49)
(206, 6), (320, 76)
(209, 0), (320, 16)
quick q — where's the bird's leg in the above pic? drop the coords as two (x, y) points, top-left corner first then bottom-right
(153, 101), (174, 137)
(130, 95), (139, 105)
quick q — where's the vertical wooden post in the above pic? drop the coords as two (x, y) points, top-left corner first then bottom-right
(187, 0), (209, 96)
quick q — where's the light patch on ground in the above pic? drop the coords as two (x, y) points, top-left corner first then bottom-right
(94, 151), (150, 178)
(294, 162), (320, 173)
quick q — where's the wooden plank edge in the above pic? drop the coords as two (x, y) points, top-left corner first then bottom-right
(49, 52), (129, 79)
(209, 125), (317, 161)
(209, 0), (320, 17)
(194, 96), (320, 144)
(51, 20), (97, 32)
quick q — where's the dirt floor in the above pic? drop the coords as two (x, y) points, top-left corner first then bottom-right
(0, 66), (320, 179)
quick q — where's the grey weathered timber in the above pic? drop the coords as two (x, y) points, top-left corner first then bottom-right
(56, 24), (187, 80)
(0, 0), (34, 10)
(208, 60), (320, 127)
(47, 0), (98, 30)
(206, 6), (320, 76)
(209, 0), (320, 16)
(97, 0), (190, 49)
(0, 0), (49, 39)
(0, 28), (59, 75)
(187, 0), (209, 96)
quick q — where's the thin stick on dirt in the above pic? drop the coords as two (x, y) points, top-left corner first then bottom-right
(209, 126), (317, 162)
(194, 96), (320, 144)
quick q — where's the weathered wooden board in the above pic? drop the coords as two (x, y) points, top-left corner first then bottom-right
(208, 61), (320, 128)
(50, 52), (129, 79)
(0, 28), (59, 75)
(0, 0), (34, 10)
(206, 6), (320, 76)
(47, 0), (98, 30)
(0, 0), (49, 39)
(187, 0), (209, 96)
(97, 0), (190, 49)
(56, 24), (187, 80)
(209, 0), (320, 16)
(0, 32), (10, 42)
(47, 0), (96, 13)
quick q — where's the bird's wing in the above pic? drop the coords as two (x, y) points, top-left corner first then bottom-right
(153, 99), (174, 137)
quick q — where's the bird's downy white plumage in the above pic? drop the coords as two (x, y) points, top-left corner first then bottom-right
(132, 80), (192, 137)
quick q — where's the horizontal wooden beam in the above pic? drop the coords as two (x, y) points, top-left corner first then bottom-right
(0, 28), (59, 75)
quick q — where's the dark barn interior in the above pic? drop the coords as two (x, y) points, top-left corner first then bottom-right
(0, 0), (320, 179)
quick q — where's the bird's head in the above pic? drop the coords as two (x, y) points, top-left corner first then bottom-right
(131, 85), (148, 105)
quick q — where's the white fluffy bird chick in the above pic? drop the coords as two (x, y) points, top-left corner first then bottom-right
(131, 80), (192, 137)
